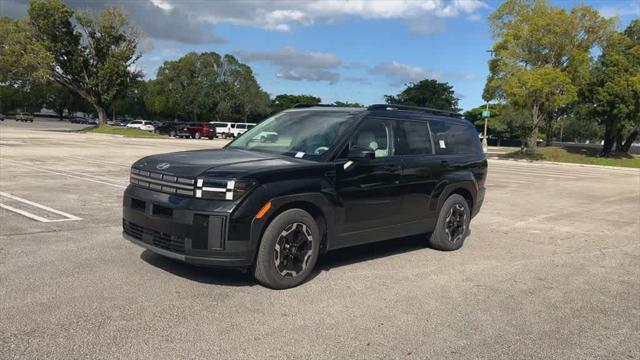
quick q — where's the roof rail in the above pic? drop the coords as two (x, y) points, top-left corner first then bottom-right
(367, 104), (463, 119)
(291, 103), (339, 109)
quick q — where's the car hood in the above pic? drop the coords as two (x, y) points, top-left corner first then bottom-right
(132, 148), (310, 178)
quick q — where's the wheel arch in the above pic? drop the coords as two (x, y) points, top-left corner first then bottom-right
(250, 193), (335, 260)
(433, 181), (476, 215)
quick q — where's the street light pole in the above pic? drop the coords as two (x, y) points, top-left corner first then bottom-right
(482, 102), (489, 153)
(482, 49), (495, 154)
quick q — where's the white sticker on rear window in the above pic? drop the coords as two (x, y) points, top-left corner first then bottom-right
(439, 140), (446, 149)
(295, 152), (305, 158)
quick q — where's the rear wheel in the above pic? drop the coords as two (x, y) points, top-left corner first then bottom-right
(428, 194), (470, 251)
(169, 130), (176, 137)
(194, 132), (201, 139)
(254, 209), (320, 289)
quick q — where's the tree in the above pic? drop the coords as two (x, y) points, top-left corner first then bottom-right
(43, 83), (91, 120)
(463, 103), (504, 134)
(464, 103), (534, 146)
(581, 20), (640, 155)
(333, 101), (364, 107)
(0, 16), (51, 83)
(3, 0), (143, 124)
(110, 79), (149, 120)
(385, 79), (460, 112)
(147, 52), (270, 122)
(269, 94), (321, 114)
(0, 83), (48, 114)
(216, 59), (271, 122)
(483, 0), (614, 153)
(0, 85), (23, 113)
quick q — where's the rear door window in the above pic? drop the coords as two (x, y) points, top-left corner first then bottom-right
(430, 121), (481, 155)
(396, 120), (434, 155)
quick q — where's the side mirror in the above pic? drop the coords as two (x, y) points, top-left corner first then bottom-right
(348, 146), (375, 161)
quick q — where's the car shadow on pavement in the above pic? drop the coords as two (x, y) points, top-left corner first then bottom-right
(140, 250), (255, 287)
(139, 234), (430, 287)
(308, 235), (428, 281)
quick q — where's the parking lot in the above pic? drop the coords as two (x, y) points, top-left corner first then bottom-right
(1, 120), (639, 359)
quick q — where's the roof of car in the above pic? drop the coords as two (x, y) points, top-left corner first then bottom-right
(288, 103), (466, 122)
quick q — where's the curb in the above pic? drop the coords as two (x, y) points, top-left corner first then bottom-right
(488, 157), (640, 172)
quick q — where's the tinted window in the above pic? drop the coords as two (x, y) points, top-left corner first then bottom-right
(238, 124), (247, 129)
(212, 123), (227, 127)
(430, 121), (481, 155)
(396, 120), (433, 155)
(350, 118), (394, 158)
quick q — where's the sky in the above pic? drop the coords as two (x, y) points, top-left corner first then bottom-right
(2, 0), (639, 111)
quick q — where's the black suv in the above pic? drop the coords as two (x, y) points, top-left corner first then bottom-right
(123, 104), (487, 288)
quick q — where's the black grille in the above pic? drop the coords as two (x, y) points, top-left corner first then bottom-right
(123, 220), (185, 254)
(130, 168), (195, 197)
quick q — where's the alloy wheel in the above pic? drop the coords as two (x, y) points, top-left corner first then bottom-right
(273, 222), (314, 277)
(444, 203), (466, 243)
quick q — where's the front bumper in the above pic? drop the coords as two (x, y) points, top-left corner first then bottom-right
(123, 232), (249, 267)
(122, 186), (255, 267)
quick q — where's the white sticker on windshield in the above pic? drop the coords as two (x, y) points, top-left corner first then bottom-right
(439, 140), (446, 149)
(295, 152), (305, 158)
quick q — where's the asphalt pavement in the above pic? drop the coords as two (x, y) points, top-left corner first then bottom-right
(1, 120), (639, 359)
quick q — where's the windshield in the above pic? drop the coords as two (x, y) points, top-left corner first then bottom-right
(227, 110), (360, 160)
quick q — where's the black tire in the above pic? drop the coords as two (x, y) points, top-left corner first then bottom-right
(194, 132), (201, 140)
(254, 209), (321, 289)
(169, 130), (176, 137)
(208, 135), (214, 140)
(428, 194), (471, 251)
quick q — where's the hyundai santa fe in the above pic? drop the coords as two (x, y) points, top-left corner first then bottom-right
(123, 104), (487, 289)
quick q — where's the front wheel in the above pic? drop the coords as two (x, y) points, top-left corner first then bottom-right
(194, 132), (201, 139)
(428, 194), (471, 251)
(254, 209), (320, 289)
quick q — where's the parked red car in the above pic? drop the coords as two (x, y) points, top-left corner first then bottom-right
(176, 123), (216, 140)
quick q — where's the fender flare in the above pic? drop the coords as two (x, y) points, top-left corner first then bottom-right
(249, 192), (336, 256)
(430, 174), (477, 214)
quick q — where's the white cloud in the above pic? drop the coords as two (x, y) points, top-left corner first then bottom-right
(149, 0), (173, 11)
(235, 47), (342, 84)
(5, 0), (487, 43)
(370, 61), (443, 86)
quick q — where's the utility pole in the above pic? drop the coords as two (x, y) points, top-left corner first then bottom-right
(482, 49), (495, 153)
(482, 102), (489, 153)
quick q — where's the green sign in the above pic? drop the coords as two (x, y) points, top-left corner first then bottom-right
(482, 110), (490, 118)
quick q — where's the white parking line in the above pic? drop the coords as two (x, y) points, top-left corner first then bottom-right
(0, 192), (82, 222)
(61, 156), (131, 168)
(2, 160), (126, 189)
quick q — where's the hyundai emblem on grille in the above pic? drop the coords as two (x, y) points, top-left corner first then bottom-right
(156, 162), (170, 170)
